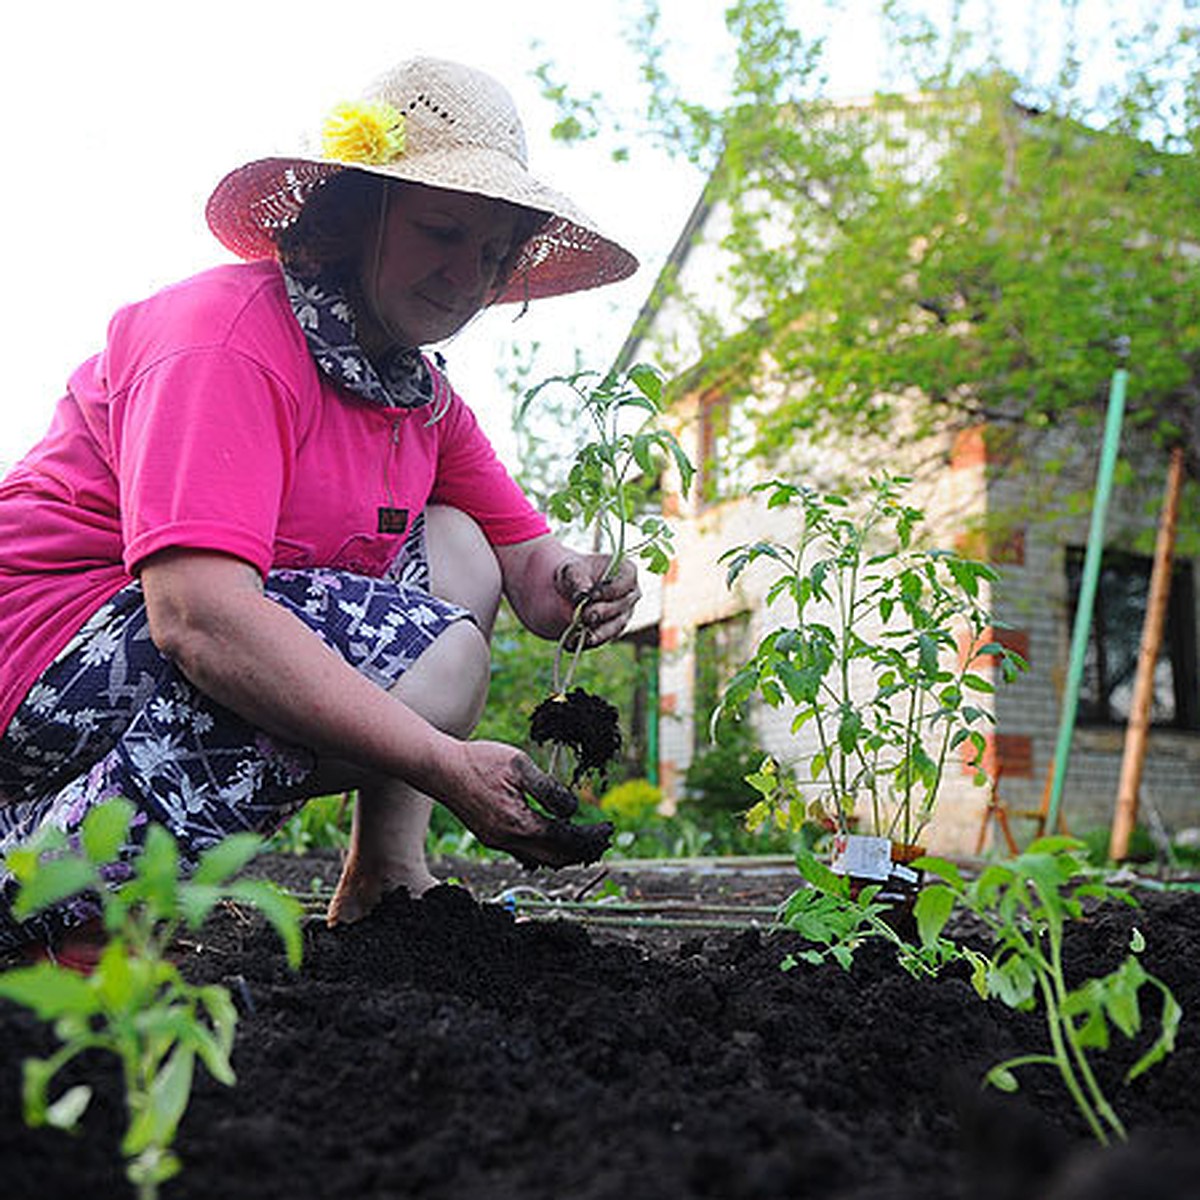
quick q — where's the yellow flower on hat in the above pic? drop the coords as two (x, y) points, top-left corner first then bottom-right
(321, 100), (407, 164)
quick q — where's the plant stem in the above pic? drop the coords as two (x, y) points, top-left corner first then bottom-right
(1037, 965), (1110, 1144)
(1046, 913), (1129, 1142)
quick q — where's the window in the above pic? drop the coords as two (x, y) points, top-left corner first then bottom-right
(1066, 547), (1198, 729)
(693, 613), (751, 744)
(695, 390), (758, 508)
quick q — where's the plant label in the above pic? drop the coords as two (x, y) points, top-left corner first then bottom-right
(830, 834), (892, 880)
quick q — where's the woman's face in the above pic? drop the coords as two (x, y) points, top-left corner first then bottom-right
(358, 182), (521, 350)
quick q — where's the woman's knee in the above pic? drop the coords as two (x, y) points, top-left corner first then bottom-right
(389, 618), (490, 737)
(423, 505), (502, 637)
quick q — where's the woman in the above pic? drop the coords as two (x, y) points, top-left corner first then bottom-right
(0, 56), (640, 953)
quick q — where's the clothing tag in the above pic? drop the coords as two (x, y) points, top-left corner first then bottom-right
(830, 834), (893, 880)
(377, 507), (409, 534)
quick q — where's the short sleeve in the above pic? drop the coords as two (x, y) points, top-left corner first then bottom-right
(429, 387), (549, 545)
(115, 348), (300, 576)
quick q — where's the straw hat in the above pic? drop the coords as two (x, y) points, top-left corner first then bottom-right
(206, 57), (638, 303)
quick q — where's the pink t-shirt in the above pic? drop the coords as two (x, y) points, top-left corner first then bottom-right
(0, 261), (548, 733)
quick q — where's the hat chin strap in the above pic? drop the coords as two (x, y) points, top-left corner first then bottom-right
(354, 181), (413, 357)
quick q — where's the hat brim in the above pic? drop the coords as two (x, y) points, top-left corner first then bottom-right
(205, 153), (638, 303)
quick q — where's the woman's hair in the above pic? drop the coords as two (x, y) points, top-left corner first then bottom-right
(274, 169), (549, 299)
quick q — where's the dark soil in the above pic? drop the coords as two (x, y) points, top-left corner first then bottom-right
(529, 688), (623, 786)
(4, 851), (1200, 1199)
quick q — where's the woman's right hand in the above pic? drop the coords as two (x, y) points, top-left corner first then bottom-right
(439, 740), (612, 868)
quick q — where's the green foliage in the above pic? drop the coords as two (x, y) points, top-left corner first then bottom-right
(268, 791), (352, 855)
(543, 0), (1200, 548)
(716, 474), (1026, 845)
(0, 799), (303, 1198)
(1075, 823), (1158, 867)
(915, 837), (1182, 1144)
(598, 778), (663, 830)
(519, 363), (695, 694)
(777, 848), (959, 977)
(682, 718), (768, 822)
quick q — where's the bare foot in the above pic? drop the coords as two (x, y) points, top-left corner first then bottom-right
(326, 857), (440, 927)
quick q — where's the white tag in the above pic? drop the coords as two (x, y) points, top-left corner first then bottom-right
(830, 834), (892, 880)
(891, 862), (919, 883)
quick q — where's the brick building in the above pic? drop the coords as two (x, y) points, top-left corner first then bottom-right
(613, 96), (1200, 855)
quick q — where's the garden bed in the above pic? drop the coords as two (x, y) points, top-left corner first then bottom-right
(4, 849), (1200, 1199)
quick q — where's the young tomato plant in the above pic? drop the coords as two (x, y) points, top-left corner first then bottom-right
(716, 473), (1026, 851)
(915, 836), (1182, 1145)
(521, 363), (694, 784)
(777, 847), (960, 979)
(0, 798), (303, 1199)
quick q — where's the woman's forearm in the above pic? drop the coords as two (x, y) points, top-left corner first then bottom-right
(139, 551), (460, 794)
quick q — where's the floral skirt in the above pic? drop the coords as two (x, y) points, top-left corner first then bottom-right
(0, 543), (469, 952)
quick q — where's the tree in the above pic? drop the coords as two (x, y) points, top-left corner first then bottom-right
(538, 0), (1200, 546)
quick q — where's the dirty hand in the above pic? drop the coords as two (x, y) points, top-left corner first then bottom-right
(441, 740), (613, 869)
(554, 554), (641, 647)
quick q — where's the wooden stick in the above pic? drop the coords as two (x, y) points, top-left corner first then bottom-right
(1109, 445), (1186, 861)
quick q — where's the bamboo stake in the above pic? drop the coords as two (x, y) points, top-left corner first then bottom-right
(1109, 445), (1187, 861)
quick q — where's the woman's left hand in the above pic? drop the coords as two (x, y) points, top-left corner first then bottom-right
(554, 554), (641, 647)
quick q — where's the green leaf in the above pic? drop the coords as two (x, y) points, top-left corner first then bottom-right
(0, 962), (98, 1019)
(183, 1017), (237, 1088)
(177, 883), (220, 930)
(793, 850), (848, 898)
(1103, 958), (1148, 1039)
(227, 880), (304, 970)
(961, 672), (995, 694)
(80, 798), (135, 864)
(44, 1084), (93, 1131)
(123, 1045), (195, 1157)
(5, 826), (69, 885)
(12, 857), (97, 919)
(130, 825), (181, 921)
(917, 631), (939, 677)
(914, 883), (955, 947)
(913, 855), (964, 890)
(837, 706), (863, 754)
(191, 833), (264, 887)
(627, 362), (664, 403)
(94, 939), (137, 1013)
(985, 1065), (1020, 1093)
(1127, 986), (1182, 1082)
(965, 949), (991, 999)
(197, 984), (239, 1069)
(1063, 980), (1112, 1049)
(989, 954), (1036, 1008)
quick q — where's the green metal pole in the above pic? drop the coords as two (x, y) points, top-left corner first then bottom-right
(647, 645), (660, 786)
(1044, 368), (1128, 833)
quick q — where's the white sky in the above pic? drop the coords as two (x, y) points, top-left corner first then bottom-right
(0, 1), (705, 471)
(0, 0), (888, 473)
(1, 1), (1172, 473)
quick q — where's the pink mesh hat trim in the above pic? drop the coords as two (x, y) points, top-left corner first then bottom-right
(205, 58), (638, 303)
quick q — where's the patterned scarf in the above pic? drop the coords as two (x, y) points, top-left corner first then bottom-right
(282, 267), (435, 410)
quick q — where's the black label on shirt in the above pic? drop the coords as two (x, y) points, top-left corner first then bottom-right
(377, 507), (409, 534)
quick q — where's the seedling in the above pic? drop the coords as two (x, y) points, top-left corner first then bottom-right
(915, 837), (1182, 1144)
(521, 363), (694, 786)
(717, 474), (1026, 864)
(777, 848), (960, 978)
(0, 799), (303, 1198)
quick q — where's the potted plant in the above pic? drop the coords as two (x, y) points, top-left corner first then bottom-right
(520, 363), (694, 789)
(716, 473), (1026, 908)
